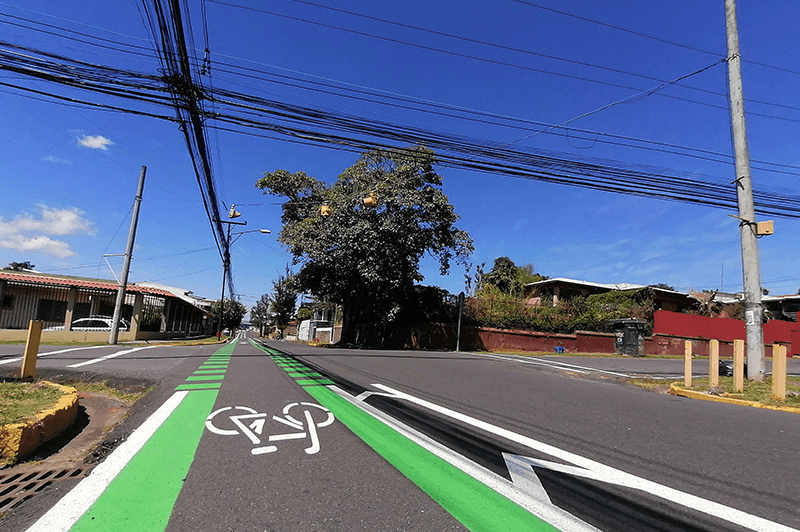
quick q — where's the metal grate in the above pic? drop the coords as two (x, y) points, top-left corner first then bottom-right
(0, 465), (88, 513)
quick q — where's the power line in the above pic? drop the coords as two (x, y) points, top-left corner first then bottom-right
(207, 0), (800, 122)
(508, 0), (800, 77)
(5, 38), (800, 221)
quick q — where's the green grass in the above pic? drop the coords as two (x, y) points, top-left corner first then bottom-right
(627, 375), (800, 407)
(683, 376), (800, 407)
(0, 382), (67, 425)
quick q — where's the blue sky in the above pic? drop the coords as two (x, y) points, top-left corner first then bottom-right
(2, 0), (800, 313)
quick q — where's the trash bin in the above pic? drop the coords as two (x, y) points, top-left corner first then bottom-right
(610, 319), (647, 357)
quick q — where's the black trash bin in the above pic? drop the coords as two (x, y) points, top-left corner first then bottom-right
(610, 319), (647, 357)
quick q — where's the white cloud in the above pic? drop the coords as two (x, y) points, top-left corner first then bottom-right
(0, 235), (75, 258)
(77, 135), (113, 151)
(42, 155), (71, 164)
(0, 205), (95, 257)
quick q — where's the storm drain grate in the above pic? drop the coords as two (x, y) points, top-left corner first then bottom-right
(0, 465), (89, 513)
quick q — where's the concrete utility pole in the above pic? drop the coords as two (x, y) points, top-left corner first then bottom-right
(215, 219), (247, 338)
(724, 0), (765, 381)
(110, 166), (147, 345)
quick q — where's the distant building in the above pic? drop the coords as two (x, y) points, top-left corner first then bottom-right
(523, 277), (696, 313)
(0, 271), (212, 341)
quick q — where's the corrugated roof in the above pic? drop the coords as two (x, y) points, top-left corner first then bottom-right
(523, 277), (684, 294)
(0, 271), (173, 297)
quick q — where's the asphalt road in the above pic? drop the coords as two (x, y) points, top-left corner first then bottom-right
(1, 336), (798, 531)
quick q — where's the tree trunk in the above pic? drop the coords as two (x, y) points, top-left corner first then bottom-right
(339, 298), (358, 345)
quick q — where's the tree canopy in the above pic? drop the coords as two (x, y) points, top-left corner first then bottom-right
(479, 256), (546, 297)
(256, 146), (472, 345)
(250, 294), (271, 337)
(210, 298), (247, 333)
(3, 261), (35, 271)
(269, 267), (298, 337)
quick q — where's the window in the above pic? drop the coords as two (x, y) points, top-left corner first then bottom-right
(36, 299), (68, 322)
(1, 295), (13, 310)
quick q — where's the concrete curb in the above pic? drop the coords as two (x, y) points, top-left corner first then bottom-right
(0, 382), (80, 462)
(669, 383), (800, 415)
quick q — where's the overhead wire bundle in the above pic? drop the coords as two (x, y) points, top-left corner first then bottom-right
(2, 32), (800, 221)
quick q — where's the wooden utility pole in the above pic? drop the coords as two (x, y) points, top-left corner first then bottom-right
(109, 166), (147, 345)
(725, 0), (765, 381)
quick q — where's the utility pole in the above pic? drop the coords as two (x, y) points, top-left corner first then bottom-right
(215, 219), (247, 338)
(109, 166), (147, 345)
(725, 0), (765, 381)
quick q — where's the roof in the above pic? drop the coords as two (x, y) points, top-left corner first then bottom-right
(524, 277), (683, 294)
(137, 281), (214, 307)
(0, 271), (173, 297)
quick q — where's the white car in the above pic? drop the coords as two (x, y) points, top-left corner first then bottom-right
(44, 316), (131, 332)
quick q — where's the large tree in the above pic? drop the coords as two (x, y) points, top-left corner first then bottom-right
(257, 146), (473, 345)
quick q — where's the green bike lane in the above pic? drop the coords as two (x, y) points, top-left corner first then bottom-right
(23, 338), (570, 532)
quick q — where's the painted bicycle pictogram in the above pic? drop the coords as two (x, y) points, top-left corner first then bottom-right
(205, 402), (335, 455)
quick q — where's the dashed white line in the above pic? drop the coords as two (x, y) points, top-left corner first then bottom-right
(0, 345), (111, 366)
(66, 345), (160, 368)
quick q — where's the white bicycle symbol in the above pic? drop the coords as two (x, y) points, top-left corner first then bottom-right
(205, 402), (335, 456)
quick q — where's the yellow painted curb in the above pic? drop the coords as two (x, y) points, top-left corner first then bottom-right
(669, 383), (800, 415)
(0, 382), (79, 462)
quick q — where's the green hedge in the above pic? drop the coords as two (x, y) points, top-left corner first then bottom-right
(466, 288), (655, 335)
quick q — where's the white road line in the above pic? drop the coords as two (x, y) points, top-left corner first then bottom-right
(66, 345), (160, 368)
(331, 385), (599, 532)
(462, 351), (637, 377)
(0, 345), (111, 366)
(371, 383), (798, 532)
(25, 391), (189, 532)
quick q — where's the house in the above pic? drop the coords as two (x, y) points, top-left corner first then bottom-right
(0, 270), (212, 342)
(523, 277), (696, 313)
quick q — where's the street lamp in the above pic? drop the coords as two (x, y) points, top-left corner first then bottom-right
(213, 219), (270, 339)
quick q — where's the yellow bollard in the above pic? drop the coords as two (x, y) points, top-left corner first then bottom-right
(733, 339), (744, 392)
(709, 339), (719, 387)
(684, 340), (692, 387)
(772, 344), (787, 401)
(21, 320), (43, 380)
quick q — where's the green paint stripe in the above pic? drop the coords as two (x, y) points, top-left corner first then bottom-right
(69, 389), (219, 531)
(176, 382), (222, 390)
(296, 379), (335, 386)
(185, 375), (224, 381)
(193, 369), (227, 374)
(199, 365), (227, 369)
(303, 386), (559, 532)
(288, 372), (322, 378)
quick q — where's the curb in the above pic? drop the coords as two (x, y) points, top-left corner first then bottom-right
(669, 383), (800, 415)
(0, 382), (80, 463)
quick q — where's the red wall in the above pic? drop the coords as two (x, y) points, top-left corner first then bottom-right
(654, 310), (798, 356)
(411, 313), (798, 356)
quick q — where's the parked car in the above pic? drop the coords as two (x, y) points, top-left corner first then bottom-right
(44, 316), (131, 332)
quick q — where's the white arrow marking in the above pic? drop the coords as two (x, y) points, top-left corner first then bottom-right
(503, 453), (552, 505)
(370, 383), (799, 532)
